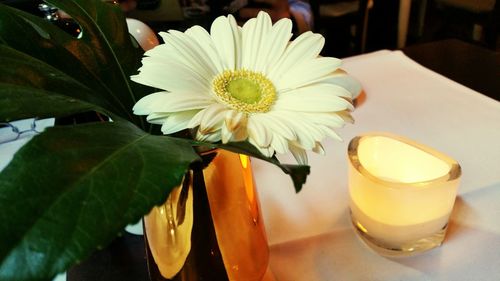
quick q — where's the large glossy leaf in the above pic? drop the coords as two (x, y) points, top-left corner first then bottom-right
(0, 45), (119, 120)
(44, 0), (148, 110)
(0, 83), (101, 121)
(0, 121), (200, 281)
(0, 1), (149, 125)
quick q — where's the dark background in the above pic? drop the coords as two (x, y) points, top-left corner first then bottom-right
(2, 0), (499, 57)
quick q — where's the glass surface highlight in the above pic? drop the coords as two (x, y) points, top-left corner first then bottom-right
(144, 149), (269, 280)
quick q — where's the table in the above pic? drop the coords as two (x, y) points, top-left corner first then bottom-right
(2, 40), (499, 281)
(257, 46), (500, 281)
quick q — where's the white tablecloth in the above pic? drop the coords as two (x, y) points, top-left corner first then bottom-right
(253, 50), (500, 281)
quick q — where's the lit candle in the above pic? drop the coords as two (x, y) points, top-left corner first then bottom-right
(347, 133), (461, 256)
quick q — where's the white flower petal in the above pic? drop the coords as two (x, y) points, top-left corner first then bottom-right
(160, 110), (199, 134)
(224, 110), (243, 131)
(143, 44), (174, 61)
(242, 12), (272, 71)
(319, 126), (342, 142)
(222, 110), (248, 143)
(185, 26), (224, 74)
(221, 125), (232, 143)
(249, 138), (274, 157)
(305, 125), (325, 143)
(131, 61), (208, 94)
(254, 113), (296, 140)
(282, 82), (354, 99)
(289, 143), (308, 165)
(241, 17), (256, 70)
(198, 104), (227, 134)
(187, 108), (206, 129)
(210, 15), (240, 70)
(144, 43), (213, 83)
(196, 130), (222, 143)
(293, 115), (326, 147)
(159, 31), (217, 79)
(187, 103), (226, 132)
(146, 112), (169, 124)
(261, 18), (293, 75)
(318, 71), (362, 99)
(337, 110), (355, 123)
(221, 124), (248, 143)
(270, 134), (289, 154)
(140, 53), (209, 85)
(300, 112), (348, 128)
(274, 87), (354, 112)
(276, 57), (342, 90)
(267, 32), (325, 82)
(136, 56), (210, 89)
(268, 111), (319, 149)
(247, 116), (272, 148)
(228, 16), (243, 70)
(133, 92), (214, 115)
(312, 142), (325, 155)
(261, 146), (275, 158)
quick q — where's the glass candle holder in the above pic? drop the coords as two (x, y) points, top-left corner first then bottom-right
(347, 133), (461, 256)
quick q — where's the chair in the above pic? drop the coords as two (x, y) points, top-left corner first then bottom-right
(434, 0), (499, 49)
(310, 0), (373, 55)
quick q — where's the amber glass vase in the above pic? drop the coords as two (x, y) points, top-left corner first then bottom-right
(143, 149), (270, 281)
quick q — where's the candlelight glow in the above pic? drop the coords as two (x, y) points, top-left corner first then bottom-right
(348, 133), (461, 255)
(358, 136), (450, 183)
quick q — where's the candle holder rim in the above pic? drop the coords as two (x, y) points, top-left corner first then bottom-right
(347, 132), (461, 189)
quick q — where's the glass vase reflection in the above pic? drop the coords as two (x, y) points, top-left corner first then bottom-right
(143, 149), (270, 280)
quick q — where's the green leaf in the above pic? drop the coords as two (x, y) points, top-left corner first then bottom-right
(0, 121), (200, 281)
(0, 1), (150, 126)
(0, 45), (120, 121)
(44, 0), (145, 104)
(196, 141), (310, 193)
(0, 83), (102, 121)
(276, 163), (310, 193)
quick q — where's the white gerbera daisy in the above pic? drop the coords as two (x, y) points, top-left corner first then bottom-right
(132, 12), (359, 164)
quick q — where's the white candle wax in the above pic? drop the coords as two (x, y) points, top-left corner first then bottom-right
(348, 133), (461, 255)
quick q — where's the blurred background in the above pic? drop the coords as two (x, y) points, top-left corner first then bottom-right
(1, 0), (498, 58)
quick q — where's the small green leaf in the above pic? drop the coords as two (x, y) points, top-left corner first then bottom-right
(196, 141), (311, 193)
(0, 121), (200, 281)
(275, 163), (310, 193)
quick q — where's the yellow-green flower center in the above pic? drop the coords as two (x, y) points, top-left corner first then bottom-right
(212, 69), (276, 113)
